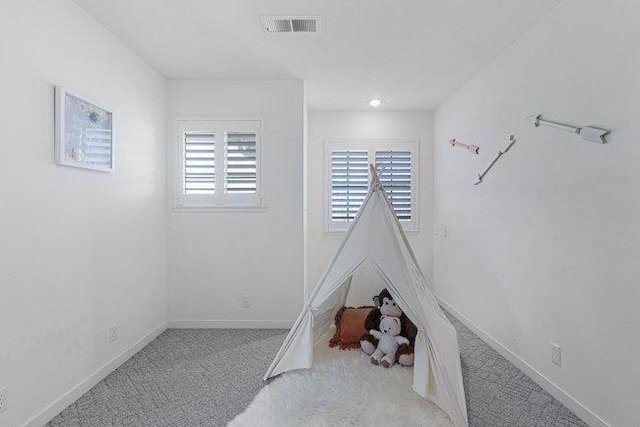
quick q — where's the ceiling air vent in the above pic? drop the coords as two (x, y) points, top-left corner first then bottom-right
(261, 16), (321, 34)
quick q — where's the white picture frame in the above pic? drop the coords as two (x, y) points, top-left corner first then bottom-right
(54, 86), (114, 172)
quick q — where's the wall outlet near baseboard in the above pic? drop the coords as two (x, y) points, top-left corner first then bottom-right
(108, 324), (118, 343)
(242, 295), (251, 309)
(0, 386), (7, 414)
(551, 342), (562, 366)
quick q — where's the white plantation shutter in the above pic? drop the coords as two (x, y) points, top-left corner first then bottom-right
(226, 132), (257, 194)
(331, 150), (369, 221)
(327, 140), (417, 231)
(176, 119), (262, 209)
(375, 150), (412, 221)
(184, 132), (215, 194)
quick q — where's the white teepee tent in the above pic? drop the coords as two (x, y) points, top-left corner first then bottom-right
(264, 165), (468, 427)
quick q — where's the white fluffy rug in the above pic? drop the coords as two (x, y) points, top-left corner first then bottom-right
(229, 337), (453, 427)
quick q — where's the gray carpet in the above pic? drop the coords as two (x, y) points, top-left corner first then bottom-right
(47, 317), (588, 426)
(447, 314), (587, 426)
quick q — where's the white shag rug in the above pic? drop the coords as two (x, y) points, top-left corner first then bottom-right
(229, 337), (453, 427)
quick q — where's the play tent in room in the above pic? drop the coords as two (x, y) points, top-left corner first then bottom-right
(264, 165), (468, 427)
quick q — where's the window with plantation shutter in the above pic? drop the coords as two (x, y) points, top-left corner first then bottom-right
(226, 132), (257, 194)
(326, 140), (418, 231)
(331, 150), (368, 221)
(375, 150), (412, 221)
(175, 119), (263, 210)
(184, 132), (215, 195)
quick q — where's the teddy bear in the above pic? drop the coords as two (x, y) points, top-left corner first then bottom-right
(369, 315), (410, 368)
(360, 288), (417, 366)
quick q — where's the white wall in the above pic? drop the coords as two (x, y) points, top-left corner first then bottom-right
(0, 1), (168, 426)
(167, 80), (304, 327)
(434, 1), (640, 425)
(307, 111), (434, 302)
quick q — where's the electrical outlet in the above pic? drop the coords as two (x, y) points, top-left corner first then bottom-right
(242, 295), (251, 309)
(108, 324), (118, 343)
(443, 226), (449, 238)
(0, 386), (7, 414)
(551, 342), (562, 366)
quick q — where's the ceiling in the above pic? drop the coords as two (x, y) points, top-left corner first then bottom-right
(73, 0), (562, 111)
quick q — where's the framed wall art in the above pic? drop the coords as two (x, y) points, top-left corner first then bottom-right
(54, 86), (114, 172)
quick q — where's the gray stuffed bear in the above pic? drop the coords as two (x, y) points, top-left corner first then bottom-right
(369, 315), (409, 368)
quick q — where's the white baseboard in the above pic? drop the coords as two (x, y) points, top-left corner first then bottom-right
(436, 296), (609, 427)
(168, 319), (294, 329)
(25, 322), (168, 427)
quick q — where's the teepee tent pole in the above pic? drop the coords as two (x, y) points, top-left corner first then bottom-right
(368, 163), (382, 189)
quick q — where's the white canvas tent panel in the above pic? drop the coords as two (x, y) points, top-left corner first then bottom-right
(265, 169), (468, 427)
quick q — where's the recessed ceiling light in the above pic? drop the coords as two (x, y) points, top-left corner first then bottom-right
(368, 99), (383, 107)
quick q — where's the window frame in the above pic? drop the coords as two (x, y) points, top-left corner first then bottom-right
(174, 117), (265, 212)
(324, 138), (419, 233)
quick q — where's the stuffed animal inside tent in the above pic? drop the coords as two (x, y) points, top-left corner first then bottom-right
(369, 315), (409, 368)
(360, 288), (417, 366)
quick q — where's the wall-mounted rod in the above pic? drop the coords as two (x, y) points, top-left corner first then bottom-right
(474, 134), (516, 185)
(528, 114), (610, 144)
(449, 138), (480, 154)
